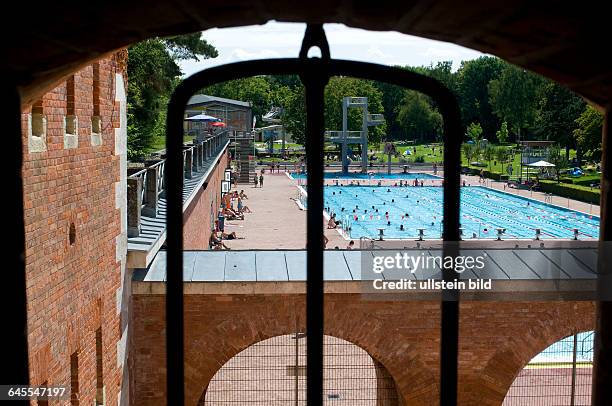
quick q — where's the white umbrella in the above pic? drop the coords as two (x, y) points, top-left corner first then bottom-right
(527, 160), (555, 167)
(185, 113), (220, 122)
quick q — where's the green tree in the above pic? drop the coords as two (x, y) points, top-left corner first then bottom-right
(323, 77), (386, 146)
(463, 143), (478, 165)
(548, 145), (570, 182)
(466, 122), (483, 142)
(488, 65), (544, 143)
(496, 121), (509, 144)
(536, 82), (585, 158)
(374, 81), (406, 139)
(202, 76), (291, 122)
(397, 90), (442, 142)
(482, 144), (495, 170)
(574, 106), (604, 161)
(277, 77), (386, 148)
(494, 146), (510, 172)
(127, 33), (217, 160)
(281, 86), (306, 145)
(457, 56), (505, 138)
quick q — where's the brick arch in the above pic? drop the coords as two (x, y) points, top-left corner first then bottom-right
(462, 301), (595, 406)
(180, 295), (438, 406)
(324, 300), (440, 406)
(195, 333), (403, 405)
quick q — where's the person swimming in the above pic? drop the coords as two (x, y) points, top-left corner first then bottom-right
(400, 224), (404, 231)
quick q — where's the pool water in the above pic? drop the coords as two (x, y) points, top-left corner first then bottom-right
(323, 185), (599, 240)
(531, 331), (594, 364)
(291, 171), (440, 180)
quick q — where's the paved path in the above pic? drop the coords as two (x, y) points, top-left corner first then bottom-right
(223, 173), (306, 249)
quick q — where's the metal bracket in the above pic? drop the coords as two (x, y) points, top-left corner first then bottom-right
(299, 24), (330, 60)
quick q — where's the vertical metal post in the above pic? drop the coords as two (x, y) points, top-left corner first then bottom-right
(593, 105), (612, 405)
(295, 332), (299, 406)
(299, 24), (330, 406)
(342, 98), (348, 174)
(361, 98), (368, 173)
(440, 89), (462, 406)
(2, 81), (29, 401)
(570, 333), (578, 406)
(166, 81), (188, 406)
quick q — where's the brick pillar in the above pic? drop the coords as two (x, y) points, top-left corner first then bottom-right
(142, 167), (159, 217)
(127, 177), (142, 237)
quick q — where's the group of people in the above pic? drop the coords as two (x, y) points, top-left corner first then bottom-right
(267, 163), (283, 173)
(254, 170), (265, 188)
(221, 190), (252, 220)
(210, 190), (252, 250)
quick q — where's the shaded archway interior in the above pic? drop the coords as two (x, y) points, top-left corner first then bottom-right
(199, 334), (400, 405)
(6, 1), (611, 107)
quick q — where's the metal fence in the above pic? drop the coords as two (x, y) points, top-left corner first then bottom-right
(503, 331), (594, 406)
(202, 334), (399, 405)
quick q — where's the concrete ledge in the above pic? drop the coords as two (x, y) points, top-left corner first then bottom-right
(132, 279), (600, 300)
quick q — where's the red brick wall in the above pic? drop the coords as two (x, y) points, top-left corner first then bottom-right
(183, 150), (229, 250)
(22, 52), (127, 405)
(131, 293), (594, 406)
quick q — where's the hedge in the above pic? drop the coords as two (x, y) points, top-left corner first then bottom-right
(539, 180), (600, 204)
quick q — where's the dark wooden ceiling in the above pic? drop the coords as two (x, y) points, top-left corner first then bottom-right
(4, 0), (610, 106)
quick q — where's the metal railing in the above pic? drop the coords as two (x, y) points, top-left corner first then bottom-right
(127, 130), (229, 238)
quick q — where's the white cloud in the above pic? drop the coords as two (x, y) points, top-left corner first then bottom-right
(178, 21), (487, 77)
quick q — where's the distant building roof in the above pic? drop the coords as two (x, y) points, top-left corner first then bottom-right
(187, 94), (251, 108)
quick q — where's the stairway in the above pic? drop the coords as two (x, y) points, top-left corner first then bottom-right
(234, 133), (255, 184)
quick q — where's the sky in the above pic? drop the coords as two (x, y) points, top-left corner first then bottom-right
(178, 22), (486, 77)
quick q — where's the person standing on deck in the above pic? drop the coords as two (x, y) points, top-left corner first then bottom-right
(259, 172), (264, 188)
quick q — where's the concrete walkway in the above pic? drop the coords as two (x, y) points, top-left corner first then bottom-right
(223, 173), (306, 249)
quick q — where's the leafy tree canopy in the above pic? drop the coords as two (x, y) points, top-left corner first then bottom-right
(127, 34), (218, 160)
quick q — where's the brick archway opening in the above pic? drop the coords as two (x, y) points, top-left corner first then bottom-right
(197, 333), (401, 405)
(503, 330), (594, 406)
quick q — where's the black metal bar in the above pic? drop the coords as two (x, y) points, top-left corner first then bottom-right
(300, 24), (329, 406)
(571, 333), (577, 406)
(166, 75), (189, 406)
(2, 81), (29, 402)
(593, 106), (612, 405)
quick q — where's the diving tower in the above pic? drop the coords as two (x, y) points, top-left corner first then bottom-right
(325, 96), (385, 173)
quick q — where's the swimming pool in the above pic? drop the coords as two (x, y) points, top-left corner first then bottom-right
(290, 171), (440, 180)
(322, 185), (599, 240)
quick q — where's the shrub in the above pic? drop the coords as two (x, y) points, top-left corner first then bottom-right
(539, 181), (600, 204)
